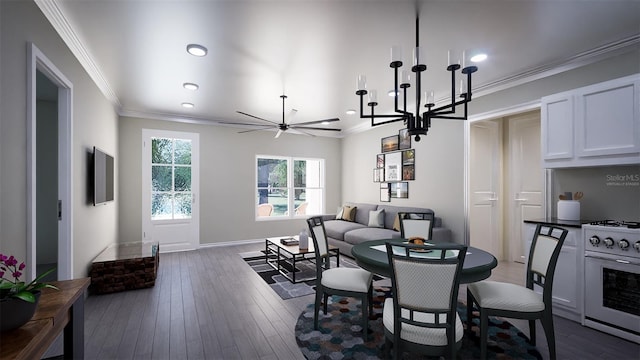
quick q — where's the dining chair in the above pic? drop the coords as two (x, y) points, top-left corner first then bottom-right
(383, 242), (467, 359)
(397, 212), (435, 240)
(257, 203), (273, 216)
(306, 216), (374, 338)
(466, 223), (568, 360)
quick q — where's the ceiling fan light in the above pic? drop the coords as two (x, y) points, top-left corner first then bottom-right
(181, 102), (194, 108)
(470, 53), (488, 62)
(186, 44), (207, 57)
(183, 82), (199, 91)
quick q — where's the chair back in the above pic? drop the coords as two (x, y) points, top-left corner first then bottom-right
(398, 212), (435, 240)
(257, 203), (273, 216)
(307, 216), (331, 272)
(385, 242), (467, 342)
(526, 224), (568, 305)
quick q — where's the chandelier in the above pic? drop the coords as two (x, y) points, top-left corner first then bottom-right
(355, 17), (478, 141)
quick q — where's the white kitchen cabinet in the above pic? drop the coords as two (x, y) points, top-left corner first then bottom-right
(523, 222), (583, 322)
(541, 74), (640, 168)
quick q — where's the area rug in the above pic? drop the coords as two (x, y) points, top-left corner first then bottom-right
(240, 250), (382, 300)
(295, 286), (543, 360)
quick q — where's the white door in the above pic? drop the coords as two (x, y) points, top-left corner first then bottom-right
(142, 129), (200, 252)
(508, 111), (543, 263)
(469, 120), (502, 259)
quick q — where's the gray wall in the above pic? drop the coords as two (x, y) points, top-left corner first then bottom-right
(1, 1), (119, 277)
(118, 116), (342, 244)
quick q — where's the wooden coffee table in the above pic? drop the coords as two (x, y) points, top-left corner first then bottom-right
(265, 236), (340, 283)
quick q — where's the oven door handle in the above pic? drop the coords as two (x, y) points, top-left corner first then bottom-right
(585, 253), (640, 266)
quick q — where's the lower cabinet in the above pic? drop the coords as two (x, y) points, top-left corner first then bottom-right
(523, 222), (583, 322)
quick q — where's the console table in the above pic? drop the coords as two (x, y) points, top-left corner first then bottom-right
(0, 278), (90, 360)
(90, 241), (159, 294)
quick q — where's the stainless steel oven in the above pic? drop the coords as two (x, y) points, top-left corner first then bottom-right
(583, 222), (640, 344)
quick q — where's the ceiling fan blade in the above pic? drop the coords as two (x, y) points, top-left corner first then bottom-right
(236, 111), (280, 125)
(217, 120), (274, 127)
(275, 129), (285, 138)
(238, 126), (274, 134)
(292, 117), (340, 126)
(290, 126), (341, 132)
(287, 128), (316, 137)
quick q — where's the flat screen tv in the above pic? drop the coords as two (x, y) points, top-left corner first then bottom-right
(93, 146), (114, 205)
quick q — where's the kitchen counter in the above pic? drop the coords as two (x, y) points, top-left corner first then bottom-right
(524, 217), (595, 228)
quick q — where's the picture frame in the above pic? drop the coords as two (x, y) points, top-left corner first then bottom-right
(402, 149), (415, 180)
(380, 183), (390, 202)
(398, 128), (411, 150)
(373, 168), (384, 182)
(390, 182), (409, 198)
(381, 135), (399, 153)
(384, 151), (402, 182)
(376, 154), (385, 168)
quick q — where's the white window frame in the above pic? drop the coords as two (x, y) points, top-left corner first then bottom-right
(256, 155), (325, 220)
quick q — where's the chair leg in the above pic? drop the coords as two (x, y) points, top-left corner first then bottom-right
(466, 290), (474, 332)
(314, 289), (322, 330)
(383, 336), (392, 359)
(368, 286), (373, 317)
(323, 293), (329, 314)
(361, 294), (368, 340)
(528, 319), (537, 345)
(480, 311), (488, 360)
(541, 312), (557, 360)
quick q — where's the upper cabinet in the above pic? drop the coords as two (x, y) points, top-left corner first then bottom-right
(541, 74), (640, 168)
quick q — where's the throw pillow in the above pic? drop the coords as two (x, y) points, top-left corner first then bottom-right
(335, 206), (344, 220)
(368, 209), (385, 228)
(342, 206), (357, 222)
(393, 214), (401, 231)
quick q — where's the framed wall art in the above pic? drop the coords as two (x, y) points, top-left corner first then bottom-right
(390, 182), (408, 198)
(376, 154), (385, 168)
(373, 168), (384, 182)
(399, 128), (411, 150)
(381, 135), (399, 153)
(402, 149), (415, 180)
(384, 151), (401, 182)
(380, 183), (390, 202)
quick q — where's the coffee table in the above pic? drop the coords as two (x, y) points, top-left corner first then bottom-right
(265, 236), (340, 283)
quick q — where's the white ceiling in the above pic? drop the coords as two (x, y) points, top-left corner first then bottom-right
(41, 0), (640, 136)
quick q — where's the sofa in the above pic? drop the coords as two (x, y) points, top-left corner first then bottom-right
(320, 202), (452, 257)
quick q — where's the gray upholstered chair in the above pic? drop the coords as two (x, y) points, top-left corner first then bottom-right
(397, 212), (435, 240)
(467, 223), (568, 360)
(306, 216), (374, 338)
(383, 242), (467, 359)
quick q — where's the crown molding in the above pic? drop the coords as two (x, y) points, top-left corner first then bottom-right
(35, 0), (121, 107)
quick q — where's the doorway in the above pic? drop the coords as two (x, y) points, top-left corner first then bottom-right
(467, 109), (543, 263)
(27, 43), (73, 281)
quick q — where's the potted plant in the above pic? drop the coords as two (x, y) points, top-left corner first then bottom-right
(0, 253), (58, 331)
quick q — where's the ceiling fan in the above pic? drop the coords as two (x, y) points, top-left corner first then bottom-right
(225, 95), (341, 138)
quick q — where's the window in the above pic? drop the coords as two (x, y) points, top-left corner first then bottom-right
(256, 156), (324, 218)
(151, 137), (192, 220)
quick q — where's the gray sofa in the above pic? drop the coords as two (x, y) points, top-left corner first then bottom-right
(320, 202), (452, 257)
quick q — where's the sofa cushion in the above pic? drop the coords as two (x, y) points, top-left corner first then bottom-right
(344, 227), (401, 245)
(346, 202), (379, 225)
(368, 209), (385, 228)
(323, 219), (367, 241)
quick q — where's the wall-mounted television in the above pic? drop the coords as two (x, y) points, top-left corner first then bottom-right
(93, 146), (114, 205)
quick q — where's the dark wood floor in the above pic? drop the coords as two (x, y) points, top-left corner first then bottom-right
(83, 242), (640, 359)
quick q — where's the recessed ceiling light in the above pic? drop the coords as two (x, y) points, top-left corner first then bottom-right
(388, 90), (398, 97)
(470, 53), (488, 62)
(186, 44), (207, 57)
(183, 82), (199, 91)
(346, 109), (356, 115)
(181, 102), (194, 108)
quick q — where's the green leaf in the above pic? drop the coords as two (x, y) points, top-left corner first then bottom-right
(0, 281), (14, 290)
(14, 291), (35, 303)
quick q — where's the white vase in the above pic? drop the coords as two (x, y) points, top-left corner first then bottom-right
(299, 230), (309, 250)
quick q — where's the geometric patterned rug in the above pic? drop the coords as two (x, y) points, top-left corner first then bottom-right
(295, 286), (543, 360)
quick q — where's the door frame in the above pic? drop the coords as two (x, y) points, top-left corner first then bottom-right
(464, 101), (540, 246)
(27, 43), (73, 280)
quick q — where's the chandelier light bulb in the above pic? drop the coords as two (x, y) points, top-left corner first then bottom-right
(368, 90), (377, 104)
(357, 75), (367, 91)
(401, 70), (410, 85)
(391, 45), (403, 64)
(413, 47), (423, 67)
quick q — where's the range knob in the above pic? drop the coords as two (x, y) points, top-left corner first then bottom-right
(589, 235), (600, 246)
(619, 239), (629, 249)
(603, 237), (614, 247)
(635, 241), (640, 252)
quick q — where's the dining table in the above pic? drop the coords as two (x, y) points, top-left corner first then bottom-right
(351, 239), (498, 283)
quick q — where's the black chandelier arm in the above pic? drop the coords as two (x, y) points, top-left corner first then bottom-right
(371, 117), (407, 127)
(357, 92), (406, 120)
